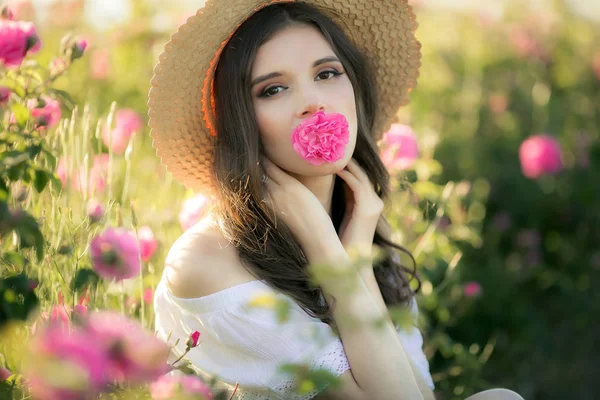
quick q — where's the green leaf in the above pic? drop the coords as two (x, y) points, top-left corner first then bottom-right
(70, 268), (100, 293)
(33, 168), (49, 193)
(9, 103), (30, 129)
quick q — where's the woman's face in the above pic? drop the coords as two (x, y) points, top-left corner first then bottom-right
(250, 24), (357, 176)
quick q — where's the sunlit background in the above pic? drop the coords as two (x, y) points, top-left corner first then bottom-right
(1, 0), (599, 399)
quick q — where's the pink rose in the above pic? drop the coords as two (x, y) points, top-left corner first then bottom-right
(179, 193), (210, 231)
(186, 330), (201, 349)
(4, 0), (35, 21)
(291, 111), (349, 166)
(0, 367), (11, 381)
(0, 20), (41, 67)
(26, 325), (109, 400)
(90, 227), (141, 281)
(76, 39), (87, 52)
(143, 287), (153, 304)
(87, 198), (104, 223)
(151, 374), (214, 400)
(0, 86), (10, 105)
(84, 311), (170, 383)
(138, 226), (158, 262)
(90, 48), (110, 79)
(102, 109), (143, 154)
(593, 53), (600, 81)
(380, 124), (419, 171)
(519, 134), (562, 178)
(464, 282), (482, 298)
(27, 96), (61, 129)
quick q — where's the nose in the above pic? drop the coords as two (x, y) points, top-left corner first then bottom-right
(298, 94), (325, 118)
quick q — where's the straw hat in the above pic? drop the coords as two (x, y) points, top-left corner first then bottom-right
(147, 0), (421, 194)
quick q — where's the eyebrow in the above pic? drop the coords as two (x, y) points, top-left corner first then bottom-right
(250, 56), (341, 88)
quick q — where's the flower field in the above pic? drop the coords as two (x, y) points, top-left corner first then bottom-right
(1, 0), (598, 399)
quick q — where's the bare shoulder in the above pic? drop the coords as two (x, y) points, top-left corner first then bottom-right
(164, 217), (257, 299)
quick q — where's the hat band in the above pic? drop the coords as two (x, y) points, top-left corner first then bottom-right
(201, 0), (295, 137)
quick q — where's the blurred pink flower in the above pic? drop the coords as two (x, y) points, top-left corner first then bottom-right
(75, 154), (109, 195)
(26, 325), (109, 400)
(4, 0), (36, 21)
(76, 39), (87, 52)
(90, 48), (110, 79)
(593, 53), (600, 81)
(1, 6), (15, 21)
(380, 123), (419, 171)
(87, 198), (104, 223)
(90, 228), (141, 281)
(138, 226), (158, 262)
(0, 86), (10, 105)
(84, 311), (170, 383)
(509, 25), (548, 62)
(102, 109), (143, 154)
(519, 134), (562, 178)
(116, 108), (144, 135)
(488, 94), (508, 114)
(143, 287), (153, 304)
(0, 367), (12, 381)
(27, 96), (61, 129)
(150, 374), (214, 400)
(0, 20), (41, 67)
(31, 292), (88, 335)
(464, 282), (482, 298)
(179, 193), (210, 231)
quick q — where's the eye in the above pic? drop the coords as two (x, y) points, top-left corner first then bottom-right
(316, 69), (343, 80)
(257, 69), (345, 98)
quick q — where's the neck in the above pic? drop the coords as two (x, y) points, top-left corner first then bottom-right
(289, 172), (336, 217)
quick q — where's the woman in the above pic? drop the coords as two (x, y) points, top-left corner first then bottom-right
(149, 1), (523, 399)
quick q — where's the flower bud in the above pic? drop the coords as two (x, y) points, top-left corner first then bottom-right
(0, 6), (14, 21)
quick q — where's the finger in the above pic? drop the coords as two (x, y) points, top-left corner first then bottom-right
(336, 168), (362, 194)
(345, 159), (371, 185)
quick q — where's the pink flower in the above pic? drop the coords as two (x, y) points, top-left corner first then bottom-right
(0, 20), (41, 68)
(102, 109), (143, 154)
(87, 198), (104, 223)
(1, 6), (15, 21)
(4, 0), (35, 21)
(90, 48), (110, 79)
(519, 134), (562, 178)
(380, 124), (419, 171)
(31, 292), (88, 335)
(143, 287), (153, 304)
(76, 39), (87, 52)
(0, 367), (12, 381)
(138, 226), (157, 262)
(593, 53), (600, 81)
(150, 374), (214, 400)
(179, 193), (210, 231)
(464, 282), (482, 298)
(84, 311), (170, 383)
(291, 111), (349, 166)
(75, 154), (109, 195)
(26, 325), (109, 400)
(0, 86), (10, 105)
(90, 227), (141, 281)
(27, 96), (61, 129)
(186, 331), (201, 349)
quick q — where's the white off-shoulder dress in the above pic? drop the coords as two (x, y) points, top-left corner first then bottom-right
(154, 274), (434, 399)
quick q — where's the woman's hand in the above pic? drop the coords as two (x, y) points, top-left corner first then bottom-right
(262, 158), (342, 262)
(336, 158), (384, 259)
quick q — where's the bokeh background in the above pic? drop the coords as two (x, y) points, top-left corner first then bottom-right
(1, 0), (599, 399)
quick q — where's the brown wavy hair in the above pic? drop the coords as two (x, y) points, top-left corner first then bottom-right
(211, 2), (420, 326)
